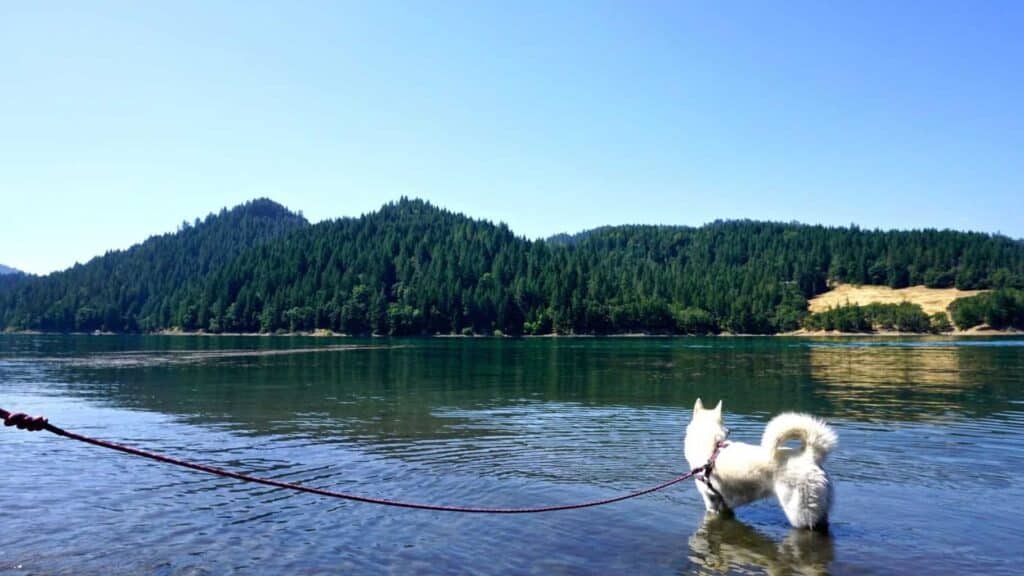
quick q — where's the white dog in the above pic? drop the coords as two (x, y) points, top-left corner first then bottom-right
(684, 399), (837, 530)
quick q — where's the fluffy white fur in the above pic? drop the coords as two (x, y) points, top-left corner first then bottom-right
(684, 398), (837, 530)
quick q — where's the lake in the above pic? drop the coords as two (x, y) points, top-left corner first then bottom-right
(2, 335), (1022, 575)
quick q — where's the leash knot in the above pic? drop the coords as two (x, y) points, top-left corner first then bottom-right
(2, 412), (48, 432)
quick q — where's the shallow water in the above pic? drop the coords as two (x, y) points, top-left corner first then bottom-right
(1, 335), (1022, 575)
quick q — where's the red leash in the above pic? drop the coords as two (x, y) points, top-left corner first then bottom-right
(2, 407), (713, 514)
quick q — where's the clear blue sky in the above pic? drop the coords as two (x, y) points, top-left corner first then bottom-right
(2, 1), (1022, 275)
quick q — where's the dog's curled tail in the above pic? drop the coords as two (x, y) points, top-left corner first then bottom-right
(761, 413), (837, 464)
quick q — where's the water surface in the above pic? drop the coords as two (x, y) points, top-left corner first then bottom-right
(1, 335), (1022, 574)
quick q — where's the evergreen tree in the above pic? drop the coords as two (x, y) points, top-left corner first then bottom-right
(2, 198), (1022, 335)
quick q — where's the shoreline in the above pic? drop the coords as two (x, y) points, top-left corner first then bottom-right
(3, 328), (1021, 338)
(777, 327), (1021, 337)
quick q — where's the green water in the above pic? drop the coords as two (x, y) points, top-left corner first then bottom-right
(2, 335), (1022, 574)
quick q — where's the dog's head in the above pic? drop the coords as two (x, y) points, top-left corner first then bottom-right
(688, 398), (726, 435)
(685, 398), (729, 465)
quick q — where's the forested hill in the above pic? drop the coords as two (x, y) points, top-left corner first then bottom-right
(0, 199), (308, 331)
(0, 264), (21, 275)
(1, 198), (1022, 335)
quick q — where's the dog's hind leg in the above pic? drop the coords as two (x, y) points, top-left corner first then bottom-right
(774, 467), (832, 530)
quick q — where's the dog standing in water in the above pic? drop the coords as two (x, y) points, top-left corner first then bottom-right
(684, 399), (838, 530)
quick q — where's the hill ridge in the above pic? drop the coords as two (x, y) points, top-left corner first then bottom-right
(2, 197), (1022, 335)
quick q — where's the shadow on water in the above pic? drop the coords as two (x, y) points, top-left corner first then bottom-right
(687, 514), (834, 576)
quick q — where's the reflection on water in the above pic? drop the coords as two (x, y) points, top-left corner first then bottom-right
(1, 335), (1023, 575)
(688, 514), (834, 576)
(808, 341), (1022, 421)
(811, 343), (964, 387)
(10, 337), (1016, 437)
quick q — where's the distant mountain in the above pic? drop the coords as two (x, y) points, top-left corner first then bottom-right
(1, 198), (1022, 334)
(0, 264), (21, 275)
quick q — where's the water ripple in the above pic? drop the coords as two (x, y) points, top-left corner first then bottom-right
(1, 335), (1023, 575)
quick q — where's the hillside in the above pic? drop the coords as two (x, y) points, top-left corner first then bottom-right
(808, 284), (986, 316)
(0, 264), (21, 275)
(2, 198), (1023, 335)
(0, 199), (308, 331)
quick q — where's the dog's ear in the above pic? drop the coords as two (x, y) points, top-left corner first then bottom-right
(713, 400), (723, 414)
(694, 398), (705, 412)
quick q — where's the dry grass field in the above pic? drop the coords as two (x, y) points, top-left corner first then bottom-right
(807, 283), (986, 316)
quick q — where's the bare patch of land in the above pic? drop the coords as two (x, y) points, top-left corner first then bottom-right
(808, 283), (986, 316)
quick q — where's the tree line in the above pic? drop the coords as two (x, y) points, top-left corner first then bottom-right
(948, 289), (1024, 331)
(803, 302), (948, 333)
(1, 198), (1022, 335)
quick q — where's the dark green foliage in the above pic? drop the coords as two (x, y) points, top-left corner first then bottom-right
(950, 295), (986, 329)
(0, 199), (308, 332)
(863, 302), (932, 332)
(949, 289), (1024, 330)
(803, 304), (873, 332)
(929, 312), (953, 333)
(671, 307), (718, 335)
(804, 302), (934, 333)
(2, 198), (1023, 335)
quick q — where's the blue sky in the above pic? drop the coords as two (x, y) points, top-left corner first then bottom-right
(2, 1), (1022, 275)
